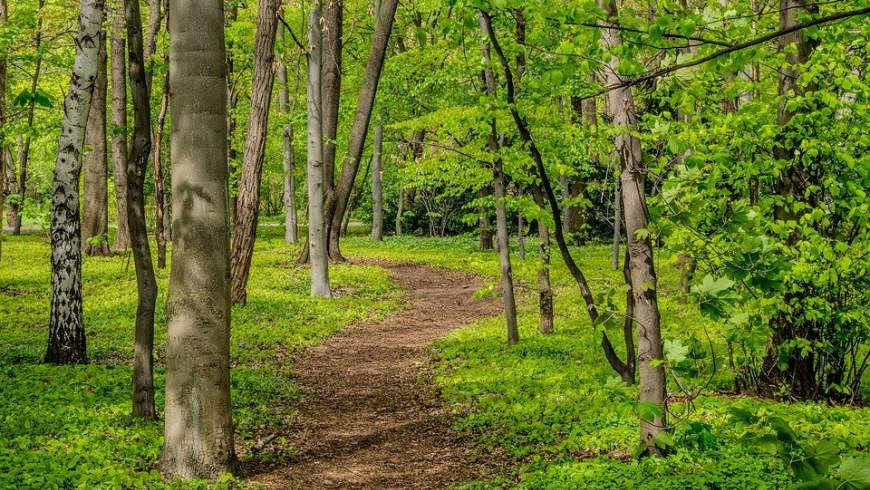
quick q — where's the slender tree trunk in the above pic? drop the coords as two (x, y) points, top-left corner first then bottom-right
(277, 27), (297, 244)
(142, 0), (161, 88)
(162, 0), (235, 478)
(110, 3), (130, 250)
(479, 12), (518, 345)
(152, 68), (169, 269)
(600, 0), (666, 452)
(82, 33), (110, 256)
(12, 0), (46, 235)
(325, 0), (399, 261)
(0, 0), (8, 238)
(229, 0), (280, 305)
(612, 174), (621, 270)
(124, 0), (157, 419)
(226, 4), (239, 226)
(321, 0), (342, 195)
(370, 125), (384, 241)
(516, 211), (526, 260)
(395, 188), (404, 235)
(531, 185), (554, 334)
(307, 3), (331, 298)
(478, 188), (493, 250)
(46, 0), (105, 365)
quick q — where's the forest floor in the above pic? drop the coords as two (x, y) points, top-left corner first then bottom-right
(249, 261), (506, 489)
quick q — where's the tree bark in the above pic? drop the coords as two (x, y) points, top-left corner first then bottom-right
(478, 188), (493, 250)
(479, 12), (518, 345)
(277, 26), (297, 244)
(325, 0), (399, 261)
(152, 65), (169, 269)
(395, 188), (404, 236)
(370, 125), (384, 241)
(82, 32), (110, 256)
(162, 0), (235, 479)
(46, 0), (105, 365)
(124, 0), (157, 419)
(0, 0), (8, 237)
(110, 3), (130, 250)
(531, 185), (554, 334)
(229, 0), (280, 305)
(321, 0), (342, 194)
(600, 0), (667, 453)
(307, 3), (331, 298)
(612, 173), (621, 270)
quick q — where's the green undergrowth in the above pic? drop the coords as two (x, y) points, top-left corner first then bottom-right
(0, 228), (401, 489)
(343, 233), (870, 489)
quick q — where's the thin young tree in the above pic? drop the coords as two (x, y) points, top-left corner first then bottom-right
(229, 0), (281, 305)
(45, 0), (105, 364)
(82, 32), (110, 256)
(162, 0), (235, 478)
(307, 2), (331, 297)
(370, 125), (384, 241)
(277, 25), (297, 244)
(124, 0), (157, 419)
(110, 1), (130, 251)
(0, 0), (9, 236)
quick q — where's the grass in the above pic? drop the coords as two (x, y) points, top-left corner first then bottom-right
(342, 233), (870, 489)
(0, 227), (401, 489)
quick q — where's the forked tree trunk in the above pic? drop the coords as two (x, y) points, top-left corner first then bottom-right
(307, 3), (331, 297)
(325, 0), (399, 261)
(110, 3), (130, 251)
(277, 27), (297, 244)
(479, 12), (518, 345)
(46, 0), (105, 365)
(124, 0), (157, 419)
(229, 0), (280, 305)
(531, 185), (554, 334)
(162, 0), (235, 479)
(83, 33), (110, 256)
(370, 125), (384, 241)
(600, 0), (666, 453)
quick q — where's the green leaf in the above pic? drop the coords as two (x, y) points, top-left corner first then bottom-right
(839, 456), (870, 489)
(663, 339), (689, 364)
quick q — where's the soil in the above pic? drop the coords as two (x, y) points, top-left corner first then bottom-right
(248, 261), (505, 489)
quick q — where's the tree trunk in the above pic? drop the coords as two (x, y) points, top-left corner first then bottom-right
(152, 66), (169, 269)
(307, 3), (331, 298)
(531, 185), (554, 334)
(46, 0), (105, 365)
(370, 125), (384, 241)
(142, 0), (161, 89)
(479, 12), (518, 345)
(0, 0), (8, 237)
(162, 0), (235, 479)
(516, 210), (526, 260)
(110, 3), (130, 250)
(124, 0), (157, 419)
(277, 27), (297, 244)
(325, 0), (399, 261)
(600, 0), (666, 453)
(478, 188), (493, 250)
(612, 173), (621, 270)
(395, 187), (404, 235)
(321, 0), (342, 194)
(225, 4), (239, 227)
(82, 33), (110, 256)
(229, 0), (280, 305)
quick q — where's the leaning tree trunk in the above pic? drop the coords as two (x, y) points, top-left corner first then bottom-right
(161, 0), (235, 479)
(46, 0), (105, 365)
(82, 32), (110, 256)
(110, 2), (130, 251)
(370, 125), (384, 241)
(307, 3), (331, 297)
(124, 0), (157, 420)
(600, 0), (666, 453)
(229, 0), (280, 305)
(277, 26), (297, 244)
(479, 12), (518, 345)
(325, 0), (399, 261)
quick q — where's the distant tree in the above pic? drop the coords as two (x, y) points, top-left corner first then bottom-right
(82, 31), (110, 256)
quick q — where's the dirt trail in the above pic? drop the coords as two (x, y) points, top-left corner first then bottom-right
(249, 262), (504, 489)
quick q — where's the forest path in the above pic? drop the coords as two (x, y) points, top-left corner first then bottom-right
(249, 261), (504, 489)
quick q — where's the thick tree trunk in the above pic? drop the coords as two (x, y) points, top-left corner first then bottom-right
(46, 0), (105, 365)
(307, 4), (331, 298)
(370, 125), (384, 241)
(229, 0), (280, 305)
(325, 0), (399, 261)
(531, 185), (554, 334)
(600, 0), (666, 452)
(110, 3), (130, 251)
(162, 0), (235, 479)
(277, 27), (297, 244)
(152, 68), (169, 269)
(124, 0), (157, 419)
(82, 33), (110, 256)
(321, 0), (342, 194)
(479, 12), (518, 345)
